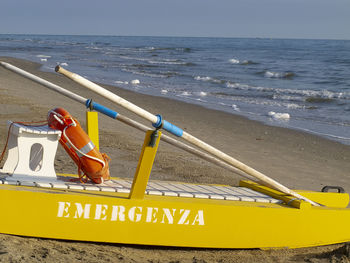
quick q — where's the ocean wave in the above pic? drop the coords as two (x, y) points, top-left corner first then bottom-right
(194, 76), (210, 81)
(241, 60), (259, 65)
(92, 41), (111, 46)
(162, 71), (180, 77)
(212, 92), (305, 109)
(148, 59), (193, 66)
(268, 111), (290, 121)
(286, 103), (302, 109)
(305, 97), (335, 103)
(232, 104), (240, 111)
(119, 55), (148, 62)
(272, 94), (304, 102)
(192, 91), (207, 97)
(226, 82), (254, 90)
(175, 94), (208, 103)
(229, 58), (258, 65)
(85, 46), (104, 50)
(36, 55), (51, 58)
(264, 71), (295, 79)
(282, 88), (350, 100)
(121, 68), (179, 79)
(120, 55), (193, 66)
(148, 47), (192, 53)
(226, 81), (350, 100)
(132, 64), (159, 68)
(229, 58), (240, 64)
(194, 76), (225, 84)
(114, 80), (129, 85)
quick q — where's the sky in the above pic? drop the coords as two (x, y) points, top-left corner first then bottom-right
(0, 0), (349, 40)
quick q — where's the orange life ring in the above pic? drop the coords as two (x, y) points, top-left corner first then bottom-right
(48, 107), (110, 184)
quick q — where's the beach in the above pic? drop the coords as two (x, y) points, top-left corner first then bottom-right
(0, 57), (350, 262)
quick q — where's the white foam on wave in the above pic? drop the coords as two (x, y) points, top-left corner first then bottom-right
(265, 71), (281, 78)
(148, 60), (187, 65)
(40, 58), (47, 62)
(36, 55), (51, 58)
(193, 91), (208, 97)
(218, 92), (305, 110)
(181, 91), (191, 96)
(273, 94), (303, 102)
(279, 88), (349, 99)
(130, 79), (140, 85)
(229, 58), (240, 64)
(226, 81), (349, 100)
(232, 104), (240, 111)
(286, 103), (301, 109)
(121, 68), (169, 79)
(58, 62), (68, 66)
(226, 82), (252, 90)
(120, 55), (187, 65)
(161, 89), (168, 94)
(194, 75), (223, 84)
(268, 111), (290, 121)
(195, 76), (211, 81)
(264, 71), (295, 79)
(114, 80), (129, 85)
(86, 46), (103, 50)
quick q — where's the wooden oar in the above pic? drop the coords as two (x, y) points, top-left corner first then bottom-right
(0, 61), (254, 181)
(55, 65), (319, 206)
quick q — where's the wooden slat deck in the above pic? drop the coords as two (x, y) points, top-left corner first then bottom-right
(0, 175), (282, 204)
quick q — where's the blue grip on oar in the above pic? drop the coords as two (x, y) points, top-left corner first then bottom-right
(86, 99), (118, 119)
(152, 114), (183, 137)
(163, 120), (183, 137)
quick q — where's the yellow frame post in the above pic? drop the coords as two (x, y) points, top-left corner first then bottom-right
(86, 111), (99, 150)
(129, 130), (161, 199)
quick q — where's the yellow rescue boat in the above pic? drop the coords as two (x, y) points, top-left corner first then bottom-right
(0, 120), (349, 249)
(0, 61), (349, 249)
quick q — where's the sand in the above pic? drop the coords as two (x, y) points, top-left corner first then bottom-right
(0, 57), (350, 262)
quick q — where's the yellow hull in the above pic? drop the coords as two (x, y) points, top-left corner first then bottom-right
(1, 180), (350, 249)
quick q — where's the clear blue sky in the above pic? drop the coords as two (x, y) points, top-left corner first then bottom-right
(1, 0), (349, 40)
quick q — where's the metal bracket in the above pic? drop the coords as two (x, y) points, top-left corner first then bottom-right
(148, 130), (159, 147)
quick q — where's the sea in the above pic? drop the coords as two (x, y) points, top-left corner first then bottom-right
(0, 34), (349, 145)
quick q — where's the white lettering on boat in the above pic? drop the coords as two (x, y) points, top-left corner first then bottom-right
(57, 202), (205, 226)
(74, 203), (91, 219)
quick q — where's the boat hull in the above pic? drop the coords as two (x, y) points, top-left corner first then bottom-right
(1, 183), (350, 249)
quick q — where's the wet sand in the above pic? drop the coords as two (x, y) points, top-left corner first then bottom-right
(0, 57), (350, 262)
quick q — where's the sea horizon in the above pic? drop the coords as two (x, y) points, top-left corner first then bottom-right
(2, 33), (350, 41)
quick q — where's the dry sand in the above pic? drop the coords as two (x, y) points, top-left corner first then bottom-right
(0, 57), (350, 262)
